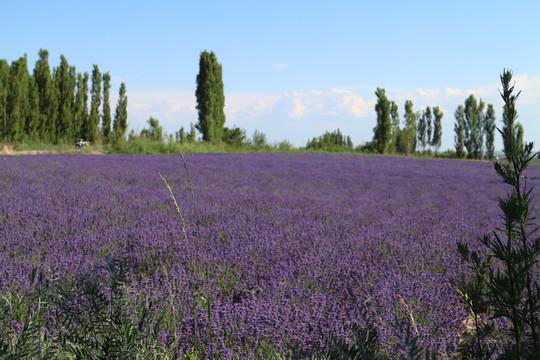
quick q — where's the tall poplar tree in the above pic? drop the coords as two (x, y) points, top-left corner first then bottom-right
(431, 106), (443, 154)
(484, 103), (496, 159)
(54, 55), (75, 142)
(464, 94), (485, 159)
(73, 72), (89, 140)
(26, 76), (40, 139)
(0, 59), (9, 141)
(454, 105), (466, 158)
(403, 100), (417, 155)
(86, 65), (102, 142)
(112, 82), (128, 143)
(33, 49), (56, 142)
(195, 50), (226, 142)
(390, 101), (400, 151)
(417, 109), (427, 151)
(425, 106), (432, 150)
(6, 55), (30, 142)
(101, 72), (112, 144)
(372, 87), (392, 154)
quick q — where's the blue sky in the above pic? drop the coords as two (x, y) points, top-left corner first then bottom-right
(2, 0), (540, 150)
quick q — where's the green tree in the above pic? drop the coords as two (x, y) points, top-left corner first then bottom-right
(140, 117), (163, 142)
(26, 75), (40, 139)
(175, 126), (187, 143)
(515, 122), (524, 151)
(484, 104), (496, 159)
(187, 122), (197, 142)
(86, 65), (102, 142)
(112, 82), (128, 144)
(6, 55), (30, 142)
(53, 55), (76, 142)
(454, 105), (466, 159)
(431, 106), (443, 154)
(417, 109), (427, 151)
(307, 128), (353, 152)
(390, 101), (400, 152)
(402, 100), (417, 155)
(33, 49), (57, 142)
(425, 106), (432, 150)
(101, 72), (112, 144)
(222, 126), (247, 149)
(0, 59), (9, 141)
(372, 87), (392, 154)
(251, 130), (267, 148)
(73, 72), (89, 140)
(195, 50), (225, 143)
(464, 94), (485, 159)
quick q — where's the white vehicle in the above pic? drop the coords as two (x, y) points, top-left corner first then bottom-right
(76, 139), (90, 149)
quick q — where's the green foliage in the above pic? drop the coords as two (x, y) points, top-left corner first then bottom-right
(33, 49), (57, 143)
(195, 50), (226, 143)
(86, 64), (102, 143)
(0, 59), (10, 141)
(55, 254), (177, 359)
(454, 105), (466, 159)
(140, 117), (164, 143)
(402, 100), (417, 155)
(6, 55), (30, 142)
(0, 255), (178, 359)
(392, 317), (438, 360)
(324, 310), (383, 360)
(463, 95), (486, 159)
(222, 126), (247, 149)
(53, 55), (76, 143)
(101, 72), (112, 144)
(187, 122), (197, 143)
(112, 82), (128, 145)
(457, 69), (540, 359)
(417, 110), (427, 152)
(373, 87), (392, 154)
(251, 129), (268, 149)
(425, 106), (432, 150)
(390, 101), (400, 151)
(431, 107), (443, 154)
(484, 104), (496, 159)
(26, 75), (40, 139)
(306, 128), (353, 152)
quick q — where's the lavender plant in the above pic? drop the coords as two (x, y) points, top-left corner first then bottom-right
(457, 69), (540, 359)
(2, 152), (539, 356)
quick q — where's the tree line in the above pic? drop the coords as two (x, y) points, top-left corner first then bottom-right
(367, 88), (443, 156)
(366, 88), (525, 160)
(0, 49), (128, 145)
(453, 94), (525, 160)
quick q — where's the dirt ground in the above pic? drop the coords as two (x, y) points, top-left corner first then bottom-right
(1, 145), (103, 155)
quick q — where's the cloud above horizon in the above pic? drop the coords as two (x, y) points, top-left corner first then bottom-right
(124, 73), (540, 148)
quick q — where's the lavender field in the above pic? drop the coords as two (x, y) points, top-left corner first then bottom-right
(1, 153), (539, 357)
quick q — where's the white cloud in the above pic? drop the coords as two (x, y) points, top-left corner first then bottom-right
(126, 90), (197, 132)
(121, 73), (540, 150)
(271, 63), (288, 69)
(445, 87), (463, 97)
(513, 73), (540, 104)
(339, 93), (371, 118)
(276, 89), (371, 120)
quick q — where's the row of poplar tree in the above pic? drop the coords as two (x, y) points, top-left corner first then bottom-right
(453, 94), (523, 160)
(371, 88), (514, 160)
(0, 49), (128, 144)
(371, 88), (444, 156)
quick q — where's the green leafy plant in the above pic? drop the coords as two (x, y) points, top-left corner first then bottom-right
(53, 253), (179, 359)
(457, 69), (540, 359)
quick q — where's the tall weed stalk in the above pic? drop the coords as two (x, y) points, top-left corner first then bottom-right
(457, 69), (540, 359)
